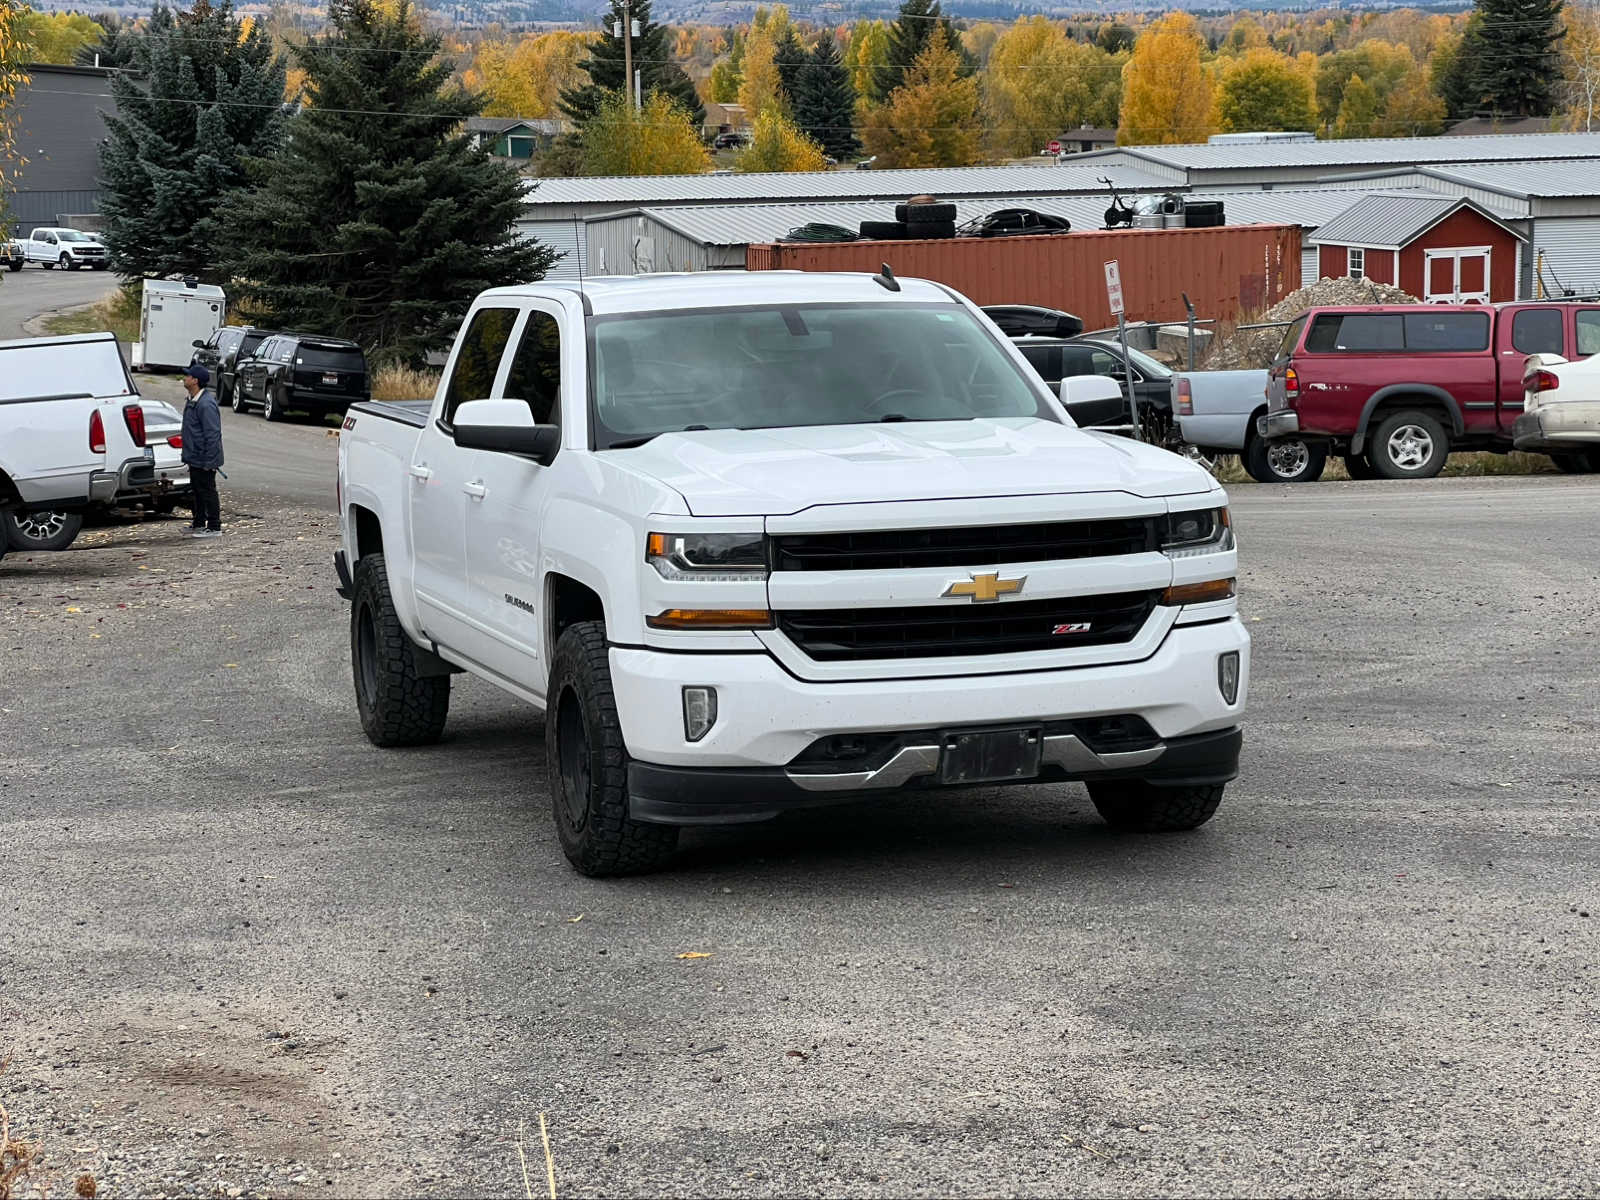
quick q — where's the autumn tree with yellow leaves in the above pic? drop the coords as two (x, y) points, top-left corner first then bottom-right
(1118, 13), (1213, 145)
(982, 17), (1121, 158)
(860, 29), (981, 168)
(582, 90), (711, 176)
(737, 107), (826, 171)
(468, 31), (594, 119)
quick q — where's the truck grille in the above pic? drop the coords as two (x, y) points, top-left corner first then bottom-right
(771, 518), (1158, 572)
(776, 591), (1161, 661)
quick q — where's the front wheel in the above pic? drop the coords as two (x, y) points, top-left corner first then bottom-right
(1088, 780), (1225, 832)
(546, 621), (679, 877)
(1370, 410), (1449, 479)
(60, 254), (76, 271)
(1244, 435), (1326, 484)
(350, 552), (450, 747)
(1551, 450), (1598, 474)
(3, 509), (85, 552)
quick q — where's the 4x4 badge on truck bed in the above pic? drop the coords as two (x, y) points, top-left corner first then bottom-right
(942, 572), (1026, 603)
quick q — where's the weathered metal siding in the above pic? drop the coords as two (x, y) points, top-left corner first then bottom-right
(516, 219), (588, 281)
(1529, 216), (1600, 297)
(10, 189), (103, 233)
(747, 225), (1301, 329)
(585, 213), (709, 275)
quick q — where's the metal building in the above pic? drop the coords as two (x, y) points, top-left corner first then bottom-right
(6, 63), (120, 233)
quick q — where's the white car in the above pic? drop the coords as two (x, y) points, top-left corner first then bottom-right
(24, 226), (110, 270)
(335, 271), (1250, 875)
(1517, 354), (1600, 472)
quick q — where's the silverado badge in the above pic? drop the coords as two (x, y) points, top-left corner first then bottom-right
(942, 572), (1025, 603)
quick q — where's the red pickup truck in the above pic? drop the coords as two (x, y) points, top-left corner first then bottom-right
(1261, 302), (1600, 479)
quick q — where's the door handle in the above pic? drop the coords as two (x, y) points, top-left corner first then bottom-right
(409, 464), (432, 481)
(462, 480), (488, 499)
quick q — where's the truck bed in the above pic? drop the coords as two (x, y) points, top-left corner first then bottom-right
(350, 399), (431, 428)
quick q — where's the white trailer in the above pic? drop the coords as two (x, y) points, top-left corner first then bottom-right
(133, 278), (225, 371)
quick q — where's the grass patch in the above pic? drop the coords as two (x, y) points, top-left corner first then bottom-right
(370, 364), (440, 402)
(41, 282), (141, 344)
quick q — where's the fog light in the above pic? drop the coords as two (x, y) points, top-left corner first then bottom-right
(1217, 651), (1240, 705)
(682, 686), (718, 742)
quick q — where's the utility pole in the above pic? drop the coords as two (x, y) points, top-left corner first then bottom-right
(614, 1), (641, 111)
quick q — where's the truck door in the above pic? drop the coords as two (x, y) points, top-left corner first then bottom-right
(410, 306), (519, 653)
(1501, 307), (1564, 433)
(460, 304), (566, 693)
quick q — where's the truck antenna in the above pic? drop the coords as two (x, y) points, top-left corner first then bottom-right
(873, 262), (899, 292)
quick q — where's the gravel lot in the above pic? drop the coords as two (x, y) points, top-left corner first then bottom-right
(2, 475), (1598, 1199)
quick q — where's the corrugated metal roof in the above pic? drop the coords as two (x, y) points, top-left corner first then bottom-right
(1309, 193), (1523, 248)
(1090, 132), (1600, 172)
(1421, 159), (1600, 198)
(524, 162), (1173, 208)
(590, 187), (1453, 248)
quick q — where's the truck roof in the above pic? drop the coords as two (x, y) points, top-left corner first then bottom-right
(1, 331), (119, 350)
(479, 271), (958, 316)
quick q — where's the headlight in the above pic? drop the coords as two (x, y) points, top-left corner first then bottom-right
(647, 532), (768, 581)
(1162, 507), (1233, 558)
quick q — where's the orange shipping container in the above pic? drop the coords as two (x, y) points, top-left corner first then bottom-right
(746, 224), (1302, 331)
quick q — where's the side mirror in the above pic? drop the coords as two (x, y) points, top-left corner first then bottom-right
(451, 398), (559, 465)
(193, 339), (208, 349)
(1059, 375), (1126, 428)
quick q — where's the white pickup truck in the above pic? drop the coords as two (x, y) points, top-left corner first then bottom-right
(0, 333), (155, 563)
(335, 272), (1250, 875)
(24, 227), (110, 270)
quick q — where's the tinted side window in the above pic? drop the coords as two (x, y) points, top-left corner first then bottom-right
(1305, 314), (1404, 352)
(1512, 309), (1564, 355)
(1403, 312), (1489, 352)
(254, 338), (276, 360)
(1058, 346), (1096, 377)
(1577, 310), (1600, 357)
(1019, 344), (1060, 382)
(504, 311), (563, 425)
(443, 307), (518, 423)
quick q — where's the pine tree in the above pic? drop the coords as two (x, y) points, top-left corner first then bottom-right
(793, 31), (860, 160)
(860, 29), (981, 167)
(560, 0), (703, 131)
(773, 25), (807, 103)
(74, 13), (138, 69)
(1472, 0), (1565, 117)
(212, 0), (558, 367)
(870, 0), (972, 104)
(98, 1), (285, 282)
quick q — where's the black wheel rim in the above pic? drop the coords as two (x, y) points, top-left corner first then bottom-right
(556, 689), (591, 831)
(356, 601), (378, 705)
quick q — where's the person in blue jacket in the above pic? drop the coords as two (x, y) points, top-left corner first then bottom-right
(179, 362), (224, 538)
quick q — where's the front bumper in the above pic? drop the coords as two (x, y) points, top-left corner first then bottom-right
(610, 617), (1249, 820)
(629, 726), (1242, 825)
(1514, 406), (1600, 452)
(1259, 410), (1301, 439)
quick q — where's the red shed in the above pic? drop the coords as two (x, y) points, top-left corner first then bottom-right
(1309, 194), (1524, 303)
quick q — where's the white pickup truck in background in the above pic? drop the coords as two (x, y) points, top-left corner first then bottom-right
(23, 227), (111, 270)
(335, 272), (1250, 875)
(0, 333), (155, 562)
(1174, 367), (1327, 483)
(1516, 354), (1600, 473)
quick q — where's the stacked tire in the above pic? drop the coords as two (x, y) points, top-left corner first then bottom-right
(859, 199), (958, 241)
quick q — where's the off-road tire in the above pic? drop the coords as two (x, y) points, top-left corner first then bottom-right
(1244, 434), (1325, 483)
(546, 621), (678, 877)
(1342, 452), (1380, 480)
(350, 552), (449, 747)
(3, 509), (84, 551)
(858, 220), (908, 240)
(1370, 409), (1449, 479)
(1551, 450), (1598, 474)
(895, 201), (957, 223)
(1088, 781), (1225, 832)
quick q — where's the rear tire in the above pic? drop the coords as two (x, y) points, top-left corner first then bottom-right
(546, 621), (679, 877)
(1370, 409), (1449, 479)
(350, 552), (450, 747)
(3, 509), (84, 551)
(1244, 434), (1326, 483)
(1342, 452), (1380, 480)
(262, 383), (283, 422)
(1088, 780), (1225, 832)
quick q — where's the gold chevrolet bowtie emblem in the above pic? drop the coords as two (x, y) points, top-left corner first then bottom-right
(943, 572), (1026, 603)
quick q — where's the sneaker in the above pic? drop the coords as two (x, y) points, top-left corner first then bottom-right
(193, 529), (223, 539)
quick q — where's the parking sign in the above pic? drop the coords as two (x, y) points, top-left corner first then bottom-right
(1104, 260), (1124, 316)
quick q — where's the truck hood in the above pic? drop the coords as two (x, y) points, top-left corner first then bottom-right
(612, 419), (1215, 517)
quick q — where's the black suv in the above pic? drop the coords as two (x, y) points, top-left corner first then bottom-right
(234, 333), (370, 423)
(192, 325), (283, 411)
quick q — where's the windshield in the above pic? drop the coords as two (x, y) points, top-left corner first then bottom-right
(56, 230), (94, 243)
(590, 302), (1053, 448)
(1115, 344), (1171, 379)
(0, 339), (130, 401)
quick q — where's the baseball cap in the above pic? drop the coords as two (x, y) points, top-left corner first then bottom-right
(184, 361), (210, 387)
